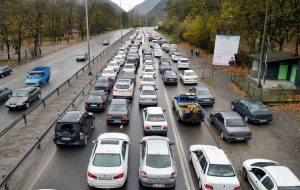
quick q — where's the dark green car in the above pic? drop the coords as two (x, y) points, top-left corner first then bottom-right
(231, 99), (273, 124)
(0, 87), (12, 103)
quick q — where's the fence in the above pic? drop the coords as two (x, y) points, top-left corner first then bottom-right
(231, 73), (300, 103)
(0, 30), (133, 189)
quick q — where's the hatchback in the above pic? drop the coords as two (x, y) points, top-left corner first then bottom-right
(113, 80), (134, 99)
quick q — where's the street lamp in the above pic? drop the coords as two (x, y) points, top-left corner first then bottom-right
(85, 0), (92, 75)
(120, 0), (123, 43)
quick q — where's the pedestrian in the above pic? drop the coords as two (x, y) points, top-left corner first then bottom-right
(195, 49), (199, 57)
(191, 48), (194, 56)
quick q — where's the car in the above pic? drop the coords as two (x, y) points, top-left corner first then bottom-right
(119, 47), (128, 54)
(76, 52), (88, 62)
(119, 70), (136, 84)
(0, 86), (12, 103)
(117, 51), (127, 60)
(139, 136), (176, 188)
(161, 43), (170, 50)
(179, 70), (198, 84)
(94, 76), (114, 92)
(171, 52), (183, 62)
(128, 52), (140, 67)
(150, 40), (158, 48)
(168, 49), (177, 56)
(189, 87), (215, 106)
(143, 67), (156, 78)
(162, 70), (178, 85)
(126, 56), (139, 68)
(140, 75), (155, 87)
(209, 111), (252, 142)
(177, 57), (190, 69)
(143, 49), (152, 56)
(231, 99), (273, 123)
(87, 133), (130, 189)
(107, 61), (120, 73)
(125, 40), (132, 47)
(113, 55), (125, 66)
(159, 56), (170, 64)
(153, 49), (164, 57)
(0, 65), (12, 78)
(113, 79), (134, 99)
(142, 107), (168, 135)
(102, 39), (110, 45)
(143, 54), (153, 62)
(85, 90), (108, 112)
(139, 86), (158, 106)
(102, 68), (117, 81)
(189, 145), (240, 190)
(242, 159), (300, 190)
(106, 99), (130, 124)
(123, 64), (136, 73)
(5, 86), (41, 110)
(143, 60), (154, 69)
(159, 62), (171, 73)
(53, 111), (95, 146)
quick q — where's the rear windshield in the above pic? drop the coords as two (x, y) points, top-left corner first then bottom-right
(147, 114), (165, 122)
(142, 77), (154, 82)
(141, 90), (156, 95)
(93, 153), (121, 167)
(124, 65), (134, 69)
(180, 59), (188, 63)
(207, 164), (236, 177)
(88, 95), (103, 101)
(109, 104), (127, 111)
(226, 119), (246, 127)
(116, 84), (130, 89)
(146, 154), (171, 168)
(57, 123), (76, 131)
(144, 69), (154, 72)
(185, 71), (196, 76)
(197, 89), (211, 96)
(103, 70), (113, 74)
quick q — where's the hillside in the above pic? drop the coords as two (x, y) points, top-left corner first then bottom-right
(130, 0), (161, 15)
(147, 0), (168, 19)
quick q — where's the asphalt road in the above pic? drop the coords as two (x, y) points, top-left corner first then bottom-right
(0, 29), (129, 131)
(24, 39), (219, 190)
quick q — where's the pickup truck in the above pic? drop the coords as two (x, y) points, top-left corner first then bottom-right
(25, 66), (51, 86)
(172, 93), (205, 123)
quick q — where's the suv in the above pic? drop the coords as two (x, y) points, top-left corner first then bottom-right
(53, 111), (95, 146)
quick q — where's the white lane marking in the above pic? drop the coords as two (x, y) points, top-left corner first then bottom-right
(162, 84), (196, 190)
(51, 70), (59, 75)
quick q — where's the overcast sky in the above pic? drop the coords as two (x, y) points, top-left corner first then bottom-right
(110, 0), (145, 12)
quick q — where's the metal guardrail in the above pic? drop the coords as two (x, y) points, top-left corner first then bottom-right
(0, 30), (134, 189)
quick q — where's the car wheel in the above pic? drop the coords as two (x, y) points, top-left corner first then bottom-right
(221, 132), (224, 140)
(242, 168), (248, 181)
(231, 104), (235, 110)
(245, 116), (249, 123)
(177, 114), (181, 123)
(26, 102), (30, 108)
(38, 93), (41, 99)
(9, 71), (12, 75)
(81, 135), (87, 146)
(91, 120), (95, 129)
(1, 74), (3, 78)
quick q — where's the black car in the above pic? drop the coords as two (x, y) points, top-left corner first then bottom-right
(106, 99), (130, 125)
(162, 70), (178, 85)
(231, 99), (273, 123)
(159, 62), (172, 73)
(0, 87), (12, 103)
(85, 90), (108, 112)
(102, 39), (110, 45)
(5, 86), (41, 110)
(120, 70), (136, 84)
(94, 76), (114, 92)
(189, 86), (215, 106)
(53, 111), (95, 146)
(0, 65), (12, 78)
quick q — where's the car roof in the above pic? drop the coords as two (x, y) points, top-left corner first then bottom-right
(264, 166), (300, 186)
(184, 70), (195, 73)
(142, 75), (154, 79)
(18, 86), (37, 91)
(58, 111), (83, 122)
(89, 90), (105, 95)
(201, 145), (231, 165)
(146, 107), (163, 114)
(104, 68), (114, 71)
(180, 57), (187, 60)
(146, 137), (169, 155)
(111, 98), (127, 104)
(219, 111), (242, 119)
(141, 86), (155, 91)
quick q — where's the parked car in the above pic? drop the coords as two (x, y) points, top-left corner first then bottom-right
(102, 39), (110, 45)
(139, 86), (158, 106)
(107, 99), (130, 124)
(242, 159), (300, 190)
(85, 90), (108, 112)
(0, 86), (12, 103)
(139, 136), (176, 188)
(189, 145), (240, 190)
(143, 67), (156, 78)
(179, 70), (198, 84)
(209, 111), (252, 142)
(53, 111), (95, 146)
(189, 87), (215, 106)
(142, 107), (168, 135)
(102, 68), (117, 81)
(231, 99), (273, 123)
(87, 133), (130, 189)
(162, 70), (178, 85)
(0, 65), (12, 78)
(140, 75), (155, 87)
(120, 71), (136, 84)
(76, 52), (88, 62)
(113, 79), (134, 99)
(107, 61), (120, 73)
(159, 62), (171, 73)
(177, 57), (190, 69)
(5, 86), (41, 110)
(94, 76), (114, 92)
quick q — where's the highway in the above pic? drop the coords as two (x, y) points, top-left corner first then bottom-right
(0, 29), (129, 131)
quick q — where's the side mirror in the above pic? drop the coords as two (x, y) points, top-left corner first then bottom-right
(170, 142), (175, 146)
(92, 140), (98, 144)
(174, 97), (178, 100)
(155, 88), (158, 91)
(139, 141), (142, 144)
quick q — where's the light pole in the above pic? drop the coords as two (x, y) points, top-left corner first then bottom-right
(120, 0), (123, 43)
(85, 0), (92, 75)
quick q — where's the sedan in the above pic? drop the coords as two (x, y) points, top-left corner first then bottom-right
(142, 107), (168, 135)
(0, 65), (12, 78)
(94, 76), (114, 92)
(107, 99), (130, 124)
(76, 52), (88, 62)
(143, 55), (153, 62)
(107, 61), (120, 73)
(140, 75), (155, 87)
(119, 70), (136, 84)
(5, 87), (41, 109)
(143, 67), (156, 78)
(189, 86), (215, 106)
(179, 70), (198, 84)
(171, 52), (183, 62)
(123, 64), (136, 73)
(113, 80), (134, 99)
(87, 133), (130, 189)
(159, 56), (170, 64)
(117, 51), (127, 60)
(209, 111), (252, 142)
(159, 62), (171, 73)
(113, 55), (125, 66)
(102, 39), (110, 45)
(85, 90), (108, 112)
(139, 136), (176, 188)
(231, 99), (273, 123)
(102, 68), (117, 81)
(0, 86), (12, 103)
(143, 60), (154, 69)
(139, 86), (157, 106)
(154, 49), (164, 57)
(162, 70), (178, 85)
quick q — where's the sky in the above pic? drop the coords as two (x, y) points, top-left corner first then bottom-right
(110, 0), (145, 12)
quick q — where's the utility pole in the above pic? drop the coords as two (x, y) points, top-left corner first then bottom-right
(257, 0), (269, 87)
(120, 0), (123, 43)
(85, 0), (92, 75)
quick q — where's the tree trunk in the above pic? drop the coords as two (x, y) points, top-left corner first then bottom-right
(5, 41), (10, 60)
(279, 41), (284, 51)
(295, 36), (299, 55)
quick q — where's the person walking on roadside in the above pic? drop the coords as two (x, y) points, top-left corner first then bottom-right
(195, 49), (199, 57)
(191, 48), (194, 56)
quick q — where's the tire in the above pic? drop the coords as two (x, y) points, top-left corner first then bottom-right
(25, 102), (30, 108)
(38, 93), (41, 99)
(9, 71), (12, 75)
(91, 120), (95, 129)
(81, 135), (87, 146)
(221, 132), (224, 140)
(231, 104), (235, 110)
(245, 116), (249, 123)
(1, 74), (3, 78)
(242, 168), (248, 181)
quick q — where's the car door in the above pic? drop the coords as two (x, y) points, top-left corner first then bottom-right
(139, 141), (146, 172)
(240, 102), (249, 117)
(0, 89), (4, 102)
(28, 89), (35, 103)
(260, 176), (276, 190)
(191, 150), (203, 178)
(199, 155), (208, 187)
(248, 167), (267, 189)
(213, 114), (224, 132)
(122, 141), (129, 177)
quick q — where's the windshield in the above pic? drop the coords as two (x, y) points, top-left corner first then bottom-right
(207, 164), (236, 177)
(123, 72), (134, 78)
(97, 78), (108, 83)
(142, 77), (154, 82)
(166, 72), (176, 77)
(145, 61), (153, 65)
(103, 70), (113, 74)
(146, 154), (171, 168)
(180, 59), (188, 63)
(226, 119), (246, 127)
(147, 114), (165, 122)
(88, 95), (103, 101)
(141, 90), (156, 95)
(175, 53), (182, 56)
(109, 103), (127, 111)
(93, 153), (121, 167)
(144, 56), (152, 60)
(13, 90), (28, 97)
(28, 73), (42, 79)
(124, 65), (134, 69)
(108, 63), (118, 67)
(116, 84), (130, 89)
(185, 71), (196, 76)
(197, 89), (211, 96)
(250, 103), (267, 111)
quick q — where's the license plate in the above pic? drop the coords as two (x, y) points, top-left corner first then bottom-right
(99, 177), (111, 180)
(114, 120), (122, 123)
(153, 184), (165, 187)
(260, 120), (267, 122)
(204, 99), (210, 102)
(10, 105), (16, 107)
(61, 137), (71, 141)
(90, 104), (97, 107)
(236, 137), (244, 140)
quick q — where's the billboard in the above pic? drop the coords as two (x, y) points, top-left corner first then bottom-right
(212, 35), (240, 66)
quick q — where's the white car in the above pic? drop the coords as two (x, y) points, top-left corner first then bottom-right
(87, 133), (130, 189)
(107, 61), (120, 73)
(143, 60), (154, 69)
(142, 107), (168, 135)
(178, 57), (190, 69)
(242, 159), (300, 190)
(113, 79), (134, 99)
(189, 145), (240, 190)
(123, 64), (136, 73)
(114, 55), (125, 66)
(119, 47), (128, 54)
(143, 67), (156, 78)
(117, 51), (127, 60)
(154, 49), (164, 57)
(171, 52), (183, 62)
(102, 68), (117, 81)
(179, 70), (198, 84)
(140, 75), (155, 87)
(161, 43), (170, 50)
(139, 86), (157, 106)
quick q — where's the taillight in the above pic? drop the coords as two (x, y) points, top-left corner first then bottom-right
(152, 98), (157, 101)
(144, 125), (150, 129)
(113, 173), (124, 179)
(141, 171), (147, 178)
(123, 116), (129, 120)
(204, 184), (214, 190)
(126, 89), (131, 92)
(107, 115), (112, 119)
(99, 102), (104, 107)
(80, 132), (84, 140)
(88, 172), (97, 179)
(170, 172), (176, 179)
(234, 186), (241, 190)
(85, 102), (88, 107)
(163, 125), (168, 129)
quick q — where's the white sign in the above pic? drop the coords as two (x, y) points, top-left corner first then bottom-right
(212, 35), (240, 66)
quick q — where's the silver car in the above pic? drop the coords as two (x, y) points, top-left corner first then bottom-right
(139, 86), (158, 106)
(139, 136), (176, 188)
